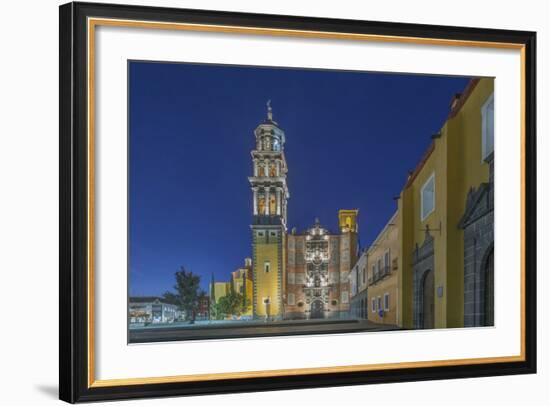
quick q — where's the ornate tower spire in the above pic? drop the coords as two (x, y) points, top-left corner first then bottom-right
(267, 99), (273, 121)
(248, 103), (289, 228)
(249, 103), (289, 320)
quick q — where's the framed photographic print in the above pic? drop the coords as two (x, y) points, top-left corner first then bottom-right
(59, 1), (537, 403)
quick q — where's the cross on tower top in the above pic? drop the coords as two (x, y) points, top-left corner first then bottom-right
(267, 99), (273, 121)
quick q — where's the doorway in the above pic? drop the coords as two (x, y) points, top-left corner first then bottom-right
(422, 269), (435, 329)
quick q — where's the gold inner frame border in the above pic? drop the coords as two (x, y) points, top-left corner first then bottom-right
(86, 17), (527, 388)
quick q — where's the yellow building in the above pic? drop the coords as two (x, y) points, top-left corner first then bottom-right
(398, 78), (495, 329)
(231, 258), (253, 316)
(249, 102), (289, 319)
(209, 281), (231, 304)
(339, 209), (359, 233)
(365, 212), (400, 326)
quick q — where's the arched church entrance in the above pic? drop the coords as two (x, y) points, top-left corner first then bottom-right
(310, 300), (324, 319)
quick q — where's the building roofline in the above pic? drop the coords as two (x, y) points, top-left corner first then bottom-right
(366, 211), (398, 255)
(448, 78), (480, 120)
(403, 78), (481, 190)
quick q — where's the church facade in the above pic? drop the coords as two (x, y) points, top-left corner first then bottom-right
(249, 102), (358, 320)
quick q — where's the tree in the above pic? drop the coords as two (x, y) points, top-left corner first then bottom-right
(217, 291), (245, 318)
(165, 267), (201, 322)
(209, 301), (224, 320)
(162, 291), (180, 306)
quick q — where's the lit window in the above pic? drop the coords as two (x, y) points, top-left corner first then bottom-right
(421, 173), (435, 221)
(264, 261), (270, 273)
(384, 293), (390, 311)
(481, 93), (494, 161)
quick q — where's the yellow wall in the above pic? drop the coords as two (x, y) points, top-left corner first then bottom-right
(366, 213), (400, 326)
(231, 269), (253, 316)
(398, 186), (414, 328)
(253, 229), (283, 317)
(210, 282), (231, 304)
(399, 78), (494, 329)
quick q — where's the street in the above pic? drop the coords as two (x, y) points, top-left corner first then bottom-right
(129, 318), (400, 343)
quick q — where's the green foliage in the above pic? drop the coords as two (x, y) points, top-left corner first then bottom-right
(165, 266), (202, 321)
(217, 291), (245, 317)
(161, 291), (180, 306)
(209, 301), (224, 320)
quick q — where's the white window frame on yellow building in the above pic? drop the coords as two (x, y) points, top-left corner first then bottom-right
(420, 172), (435, 221)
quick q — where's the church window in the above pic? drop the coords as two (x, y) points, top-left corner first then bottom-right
(258, 196), (266, 214)
(288, 293), (295, 306)
(341, 291), (349, 304)
(269, 194), (277, 214)
(264, 261), (270, 273)
(258, 165), (265, 177)
(421, 172), (435, 221)
(269, 163), (276, 177)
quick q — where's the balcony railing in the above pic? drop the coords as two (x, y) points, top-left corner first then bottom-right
(368, 266), (391, 285)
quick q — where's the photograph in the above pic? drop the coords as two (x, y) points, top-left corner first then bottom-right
(55, 1), (536, 402)
(127, 61), (495, 343)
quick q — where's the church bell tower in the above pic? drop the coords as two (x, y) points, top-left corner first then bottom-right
(249, 101), (289, 319)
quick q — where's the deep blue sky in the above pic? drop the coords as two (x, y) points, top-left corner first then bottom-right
(129, 61), (470, 296)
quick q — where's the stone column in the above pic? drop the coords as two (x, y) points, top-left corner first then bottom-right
(253, 188), (258, 215)
(276, 188), (281, 215)
(264, 188), (270, 215)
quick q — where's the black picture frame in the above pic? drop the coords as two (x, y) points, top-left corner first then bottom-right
(60, 1), (537, 403)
